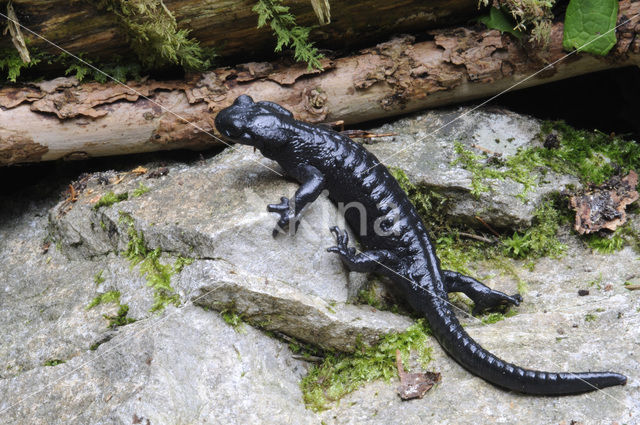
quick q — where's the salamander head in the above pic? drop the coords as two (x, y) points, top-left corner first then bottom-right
(215, 95), (292, 152)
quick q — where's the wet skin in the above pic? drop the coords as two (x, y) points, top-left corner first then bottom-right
(215, 95), (627, 395)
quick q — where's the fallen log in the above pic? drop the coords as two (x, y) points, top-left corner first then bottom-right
(0, 0), (478, 65)
(1, 0), (640, 166)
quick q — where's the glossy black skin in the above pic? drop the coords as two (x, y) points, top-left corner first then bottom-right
(215, 95), (627, 395)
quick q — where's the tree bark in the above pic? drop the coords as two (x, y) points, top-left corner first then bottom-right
(1, 0), (640, 166)
(1, 0), (478, 65)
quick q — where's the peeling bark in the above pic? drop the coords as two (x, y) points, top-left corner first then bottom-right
(1, 0), (640, 166)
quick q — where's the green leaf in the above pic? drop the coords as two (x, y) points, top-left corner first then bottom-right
(563, 0), (619, 56)
(478, 7), (524, 39)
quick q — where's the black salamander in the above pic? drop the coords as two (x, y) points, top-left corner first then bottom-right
(214, 94), (627, 395)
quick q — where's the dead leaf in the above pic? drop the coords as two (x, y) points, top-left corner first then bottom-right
(130, 166), (148, 175)
(5, 2), (30, 62)
(570, 171), (639, 234)
(395, 349), (440, 400)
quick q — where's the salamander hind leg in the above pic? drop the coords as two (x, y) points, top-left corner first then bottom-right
(326, 226), (400, 274)
(443, 270), (522, 316)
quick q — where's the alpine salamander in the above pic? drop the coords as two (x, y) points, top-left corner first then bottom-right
(215, 94), (627, 395)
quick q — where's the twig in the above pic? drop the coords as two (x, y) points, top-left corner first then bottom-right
(291, 354), (324, 362)
(471, 143), (501, 156)
(458, 232), (495, 244)
(474, 215), (500, 238)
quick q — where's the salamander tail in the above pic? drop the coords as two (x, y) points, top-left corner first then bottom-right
(425, 295), (627, 395)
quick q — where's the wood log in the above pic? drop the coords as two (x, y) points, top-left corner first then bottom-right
(1, 0), (478, 65)
(1, 0), (640, 166)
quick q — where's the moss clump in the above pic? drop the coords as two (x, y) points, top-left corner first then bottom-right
(93, 191), (129, 210)
(131, 182), (151, 197)
(92, 0), (214, 70)
(120, 212), (193, 312)
(43, 359), (65, 367)
(220, 305), (246, 332)
(94, 270), (106, 285)
(301, 320), (432, 411)
(585, 223), (640, 254)
(104, 304), (136, 328)
(86, 290), (121, 309)
(536, 122), (640, 185)
(357, 286), (385, 310)
(86, 290), (136, 327)
(502, 201), (567, 259)
(480, 308), (517, 324)
(453, 122), (640, 200)
(453, 142), (538, 200)
(479, 0), (555, 46)
(390, 168), (449, 229)
(584, 313), (597, 322)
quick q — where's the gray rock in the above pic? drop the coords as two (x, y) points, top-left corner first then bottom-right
(1, 107), (638, 424)
(0, 306), (318, 425)
(366, 108), (581, 228)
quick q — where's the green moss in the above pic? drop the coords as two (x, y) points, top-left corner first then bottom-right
(300, 320), (432, 411)
(92, 0), (214, 70)
(220, 305), (246, 332)
(43, 359), (65, 367)
(94, 270), (106, 285)
(253, 0), (323, 69)
(538, 121), (640, 185)
(120, 212), (193, 312)
(104, 304), (136, 328)
(586, 223), (639, 254)
(453, 142), (538, 200)
(86, 290), (121, 309)
(390, 168), (449, 228)
(93, 191), (129, 210)
(480, 308), (517, 324)
(86, 290), (135, 327)
(453, 122), (640, 202)
(132, 182), (151, 197)
(357, 286), (385, 310)
(584, 313), (597, 322)
(502, 201), (567, 259)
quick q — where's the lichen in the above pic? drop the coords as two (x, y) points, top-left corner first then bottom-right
(479, 0), (555, 46)
(300, 320), (432, 411)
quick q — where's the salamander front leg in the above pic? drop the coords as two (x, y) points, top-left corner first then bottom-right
(326, 226), (400, 274)
(268, 164), (325, 237)
(443, 270), (522, 315)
